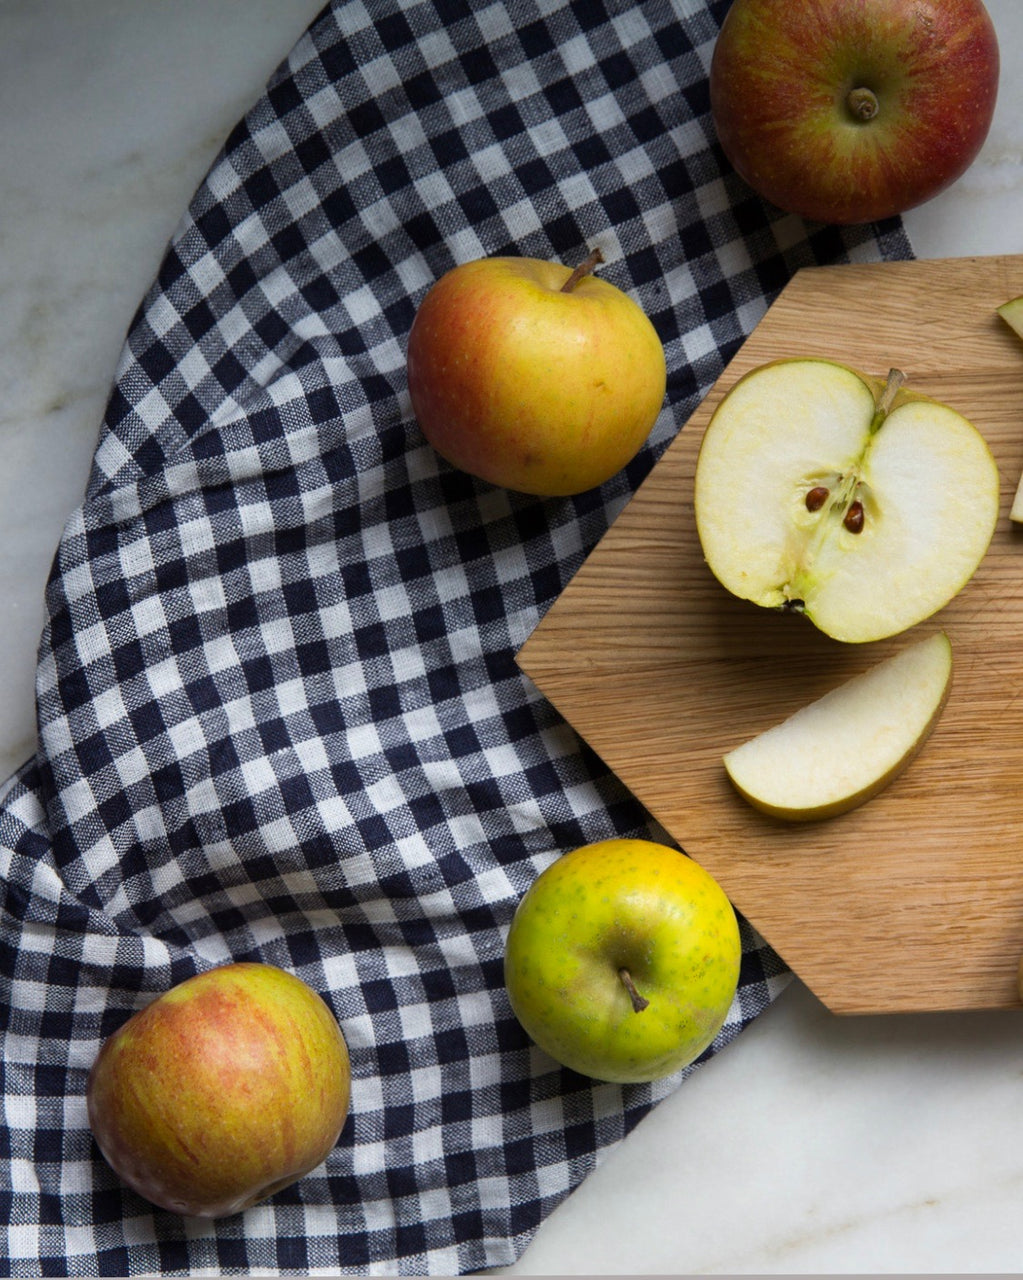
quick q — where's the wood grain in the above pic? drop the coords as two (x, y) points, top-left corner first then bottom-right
(517, 255), (1023, 1015)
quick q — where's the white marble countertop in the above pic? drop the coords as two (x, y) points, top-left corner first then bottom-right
(3, 2), (1023, 1274)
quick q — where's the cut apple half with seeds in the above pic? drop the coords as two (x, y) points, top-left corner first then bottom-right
(694, 358), (1000, 644)
(996, 295), (1023, 523)
(723, 630), (952, 822)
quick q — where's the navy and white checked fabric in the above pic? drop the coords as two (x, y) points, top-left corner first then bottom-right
(1, 1), (912, 1274)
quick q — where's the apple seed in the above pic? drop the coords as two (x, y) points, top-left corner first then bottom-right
(843, 499), (865, 534)
(804, 485), (830, 512)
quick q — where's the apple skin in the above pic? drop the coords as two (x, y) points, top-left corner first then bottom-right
(996, 296), (1023, 522)
(709, 0), (999, 225)
(406, 254), (666, 496)
(86, 963), (351, 1218)
(504, 839), (741, 1084)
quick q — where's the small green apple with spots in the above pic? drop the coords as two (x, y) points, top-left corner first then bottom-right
(504, 839), (741, 1084)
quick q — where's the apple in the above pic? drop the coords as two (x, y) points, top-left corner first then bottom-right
(997, 295), (1023, 522)
(693, 358), (999, 644)
(406, 249), (666, 496)
(709, 0), (1000, 225)
(503, 838), (741, 1083)
(724, 630), (952, 821)
(86, 962), (351, 1217)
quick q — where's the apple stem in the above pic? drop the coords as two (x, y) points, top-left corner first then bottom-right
(847, 87), (879, 122)
(618, 967), (650, 1013)
(870, 367), (906, 433)
(561, 247), (604, 293)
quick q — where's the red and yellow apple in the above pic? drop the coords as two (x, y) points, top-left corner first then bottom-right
(709, 0), (1000, 225)
(406, 250), (666, 496)
(86, 962), (351, 1217)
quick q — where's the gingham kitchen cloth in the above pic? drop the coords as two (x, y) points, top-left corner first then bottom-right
(0, 1), (913, 1274)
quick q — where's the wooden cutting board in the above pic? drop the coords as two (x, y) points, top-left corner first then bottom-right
(517, 254), (1023, 1016)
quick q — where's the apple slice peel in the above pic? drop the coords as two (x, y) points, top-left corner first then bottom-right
(996, 295), (1023, 522)
(723, 631), (953, 822)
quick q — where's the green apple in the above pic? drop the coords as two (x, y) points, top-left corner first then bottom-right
(694, 358), (1000, 644)
(86, 962), (351, 1217)
(709, 0), (999, 225)
(997, 295), (1023, 522)
(406, 249), (666, 496)
(503, 839), (741, 1083)
(724, 630), (952, 821)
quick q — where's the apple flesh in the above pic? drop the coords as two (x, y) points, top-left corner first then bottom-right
(503, 839), (741, 1084)
(694, 358), (999, 644)
(724, 630), (952, 821)
(86, 963), (351, 1217)
(709, 0), (999, 225)
(406, 250), (666, 496)
(996, 295), (1023, 522)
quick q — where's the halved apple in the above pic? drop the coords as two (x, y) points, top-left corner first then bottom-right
(723, 631), (952, 821)
(694, 359), (1000, 644)
(996, 295), (1023, 523)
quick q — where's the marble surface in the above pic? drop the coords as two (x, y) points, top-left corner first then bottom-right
(3, 2), (1023, 1274)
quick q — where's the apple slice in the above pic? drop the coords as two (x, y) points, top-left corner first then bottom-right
(996, 295), (1023, 523)
(694, 359), (1000, 644)
(998, 295), (1023, 336)
(723, 630), (952, 822)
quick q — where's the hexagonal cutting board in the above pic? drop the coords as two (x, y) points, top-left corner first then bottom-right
(516, 254), (1023, 1015)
